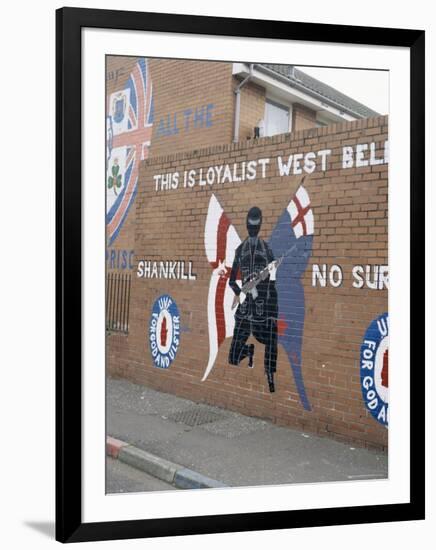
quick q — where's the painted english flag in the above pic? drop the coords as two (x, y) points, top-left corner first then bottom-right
(203, 195), (241, 381)
(287, 185), (314, 238)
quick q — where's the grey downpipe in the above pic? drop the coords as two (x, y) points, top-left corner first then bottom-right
(233, 63), (254, 143)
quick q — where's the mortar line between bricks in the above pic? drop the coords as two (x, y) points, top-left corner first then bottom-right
(106, 435), (228, 490)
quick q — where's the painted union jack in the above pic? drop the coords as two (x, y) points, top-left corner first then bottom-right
(106, 59), (154, 245)
(203, 184), (314, 411)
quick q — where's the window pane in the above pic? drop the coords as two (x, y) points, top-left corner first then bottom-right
(265, 100), (289, 136)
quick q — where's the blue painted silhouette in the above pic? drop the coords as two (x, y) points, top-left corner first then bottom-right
(269, 209), (313, 411)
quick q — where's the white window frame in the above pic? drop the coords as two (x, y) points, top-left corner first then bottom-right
(263, 96), (293, 136)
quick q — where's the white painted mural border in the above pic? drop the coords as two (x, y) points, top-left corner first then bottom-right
(82, 27), (410, 523)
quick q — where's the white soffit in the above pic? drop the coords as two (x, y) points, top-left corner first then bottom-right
(232, 62), (354, 122)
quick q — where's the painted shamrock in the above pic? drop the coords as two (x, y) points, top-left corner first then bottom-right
(107, 158), (122, 195)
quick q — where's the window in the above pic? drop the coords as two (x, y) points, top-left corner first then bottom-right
(264, 99), (290, 136)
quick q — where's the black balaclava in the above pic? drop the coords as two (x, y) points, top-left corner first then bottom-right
(246, 206), (262, 238)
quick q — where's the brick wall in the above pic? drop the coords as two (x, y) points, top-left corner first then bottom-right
(105, 56), (354, 264)
(148, 58), (234, 156)
(236, 78), (266, 141)
(107, 115), (389, 450)
(106, 56), (235, 259)
(293, 103), (318, 131)
(106, 56), (137, 97)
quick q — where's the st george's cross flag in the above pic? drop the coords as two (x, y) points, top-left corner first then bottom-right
(203, 195), (242, 381)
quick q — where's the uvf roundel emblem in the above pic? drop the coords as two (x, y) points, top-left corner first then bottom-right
(149, 295), (180, 369)
(360, 312), (389, 427)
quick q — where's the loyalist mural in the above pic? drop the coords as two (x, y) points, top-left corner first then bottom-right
(360, 313), (389, 427)
(203, 183), (314, 409)
(149, 294), (181, 370)
(106, 56), (389, 450)
(106, 58), (153, 245)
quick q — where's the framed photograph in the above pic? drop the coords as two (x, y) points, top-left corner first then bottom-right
(56, 7), (425, 543)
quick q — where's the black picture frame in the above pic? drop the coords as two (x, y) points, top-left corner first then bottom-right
(56, 6), (425, 543)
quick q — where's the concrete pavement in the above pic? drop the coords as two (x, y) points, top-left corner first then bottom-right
(107, 377), (387, 491)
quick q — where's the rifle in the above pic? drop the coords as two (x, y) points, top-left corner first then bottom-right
(231, 243), (297, 309)
(231, 175), (308, 311)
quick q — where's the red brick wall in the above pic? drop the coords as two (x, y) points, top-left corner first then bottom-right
(148, 58), (234, 156)
(293, 103), (318, 131)
(105, 57), (342, 263)
(236, 78), (266, 141)
(105, 56), (235, 266)
(107, 115), (389, 450)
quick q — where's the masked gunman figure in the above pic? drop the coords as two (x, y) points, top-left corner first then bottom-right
(228, 207), (279, 392)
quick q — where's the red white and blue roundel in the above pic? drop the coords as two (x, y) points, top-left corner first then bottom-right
(106, 58), (154, 245)
(149, 295), (180, 369)
(360, 313), (389, 427)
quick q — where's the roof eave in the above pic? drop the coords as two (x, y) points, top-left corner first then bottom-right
(252, 63), (375, 120)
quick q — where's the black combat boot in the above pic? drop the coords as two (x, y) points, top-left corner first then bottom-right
(248, 344), (255, 368)
(266, 371), (275, 393)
